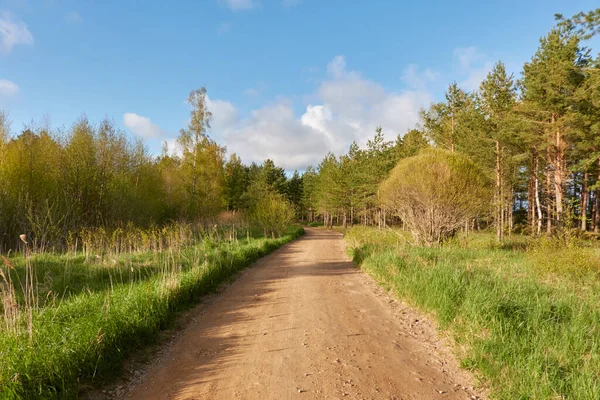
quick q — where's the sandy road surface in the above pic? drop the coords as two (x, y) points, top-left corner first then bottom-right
(127, 228), (481, 400)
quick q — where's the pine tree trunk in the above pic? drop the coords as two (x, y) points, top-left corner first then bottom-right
(528, 164), (535, 234)
(595, 165), (600, 234)
(553, 115), (564, 228)
(595, 193), (600, 234)
(496, 141), (503, 241)
(546, 147), (552, 235)
(343, 211), (347, 229)
(509, 186), (514, 235)
(450, 114), (455, 152)
(582, 172), (589, 231)
(534, 153), (543, 236)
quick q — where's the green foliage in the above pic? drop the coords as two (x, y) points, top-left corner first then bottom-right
(346, 227), (600, 399)
(0, 88), (308, 251)
(224, 154), (249, 211)
(177, 88), (225, 219)
(249, 190), (296, 238)
(311, 128), (398, 226)
(394, 129), (429, 159)
(379, 149), (492, 245)
(421, 82), (473, 152)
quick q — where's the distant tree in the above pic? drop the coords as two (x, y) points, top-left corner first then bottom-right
(286, 170), (303, 216)
(520, 27), (588, 229)
(224, 154), (249, 211)
(422, 83), (470, 152)
(262, 159), (287, 196)
(479, 61), (518, 240)
(178, 87), (225, 219)
(301, 166), (318, 222)
(395, 129), (429, 159)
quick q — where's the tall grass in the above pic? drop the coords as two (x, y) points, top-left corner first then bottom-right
(345, 226), (600, 399)
(0, 225), (304, 399)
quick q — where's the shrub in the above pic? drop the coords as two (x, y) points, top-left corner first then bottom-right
(379, 149), (491, 246)
(251, 191), (296, 238)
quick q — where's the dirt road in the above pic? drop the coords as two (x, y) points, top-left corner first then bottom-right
(127, 228), (481, 400)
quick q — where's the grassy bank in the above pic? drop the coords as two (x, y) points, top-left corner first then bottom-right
(0, 226), (304, 399)
(345, 226), (600, 399)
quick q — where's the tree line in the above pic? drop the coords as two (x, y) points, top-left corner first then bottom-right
(305, 9), (600, 240)
(0, 88), (302, 251)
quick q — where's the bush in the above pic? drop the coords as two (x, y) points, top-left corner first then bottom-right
(251, 191), (296, 238)
(379, 149), (491, 246)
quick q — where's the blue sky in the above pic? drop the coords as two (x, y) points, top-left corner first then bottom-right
(0, 0), (598, 169)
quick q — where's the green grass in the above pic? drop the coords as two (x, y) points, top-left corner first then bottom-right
(0, 226), (304, 399)
(344, 226), (600, 399)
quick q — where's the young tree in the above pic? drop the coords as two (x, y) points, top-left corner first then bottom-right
(178, 87), (226, 220)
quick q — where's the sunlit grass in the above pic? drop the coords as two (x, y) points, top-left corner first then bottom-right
(345, 226), (600, 399)
(0, 226), (304, 399)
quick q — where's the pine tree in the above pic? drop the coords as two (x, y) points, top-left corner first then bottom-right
(480, 61), (518, 239)
(520, 27), (588, 229)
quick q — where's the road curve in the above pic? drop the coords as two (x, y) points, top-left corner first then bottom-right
(127, 228), (480, 400)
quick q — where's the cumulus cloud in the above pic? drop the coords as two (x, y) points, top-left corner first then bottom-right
(123, 113), (166, 139)
(317, 56), (431, 144)
(0, 79), (19, 97)
(206, 56), (432, 170)
(65, 11), (83, 24)
(219, 0), (258, 11)
(206, 96), (238, 135)
(0, 11), (34, 54)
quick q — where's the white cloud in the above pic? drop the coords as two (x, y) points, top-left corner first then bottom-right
(163, 138), (182, 157)
(123, 113), (166, 139)
(0, 79), (19, 96)
(219, 0), (258, 11)
(282, 0), (301, 7)
(453, 46), (482, 69)
(206, 96), (238, 135)
(206, 55), (431, 170)
(402, 64), (439, 89)
(65, 11), (83, 24)
(243, 88), (260, 97)
(460, 61), (494, 92)
(224, 102), (333, 169)
(453, 46), (493, 92)
(0, 11), (34, 54)
(217, 22), (231, 35)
